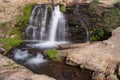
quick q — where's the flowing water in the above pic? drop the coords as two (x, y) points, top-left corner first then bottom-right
(49, 5), (66, 42)
(8, 46), (92, 80)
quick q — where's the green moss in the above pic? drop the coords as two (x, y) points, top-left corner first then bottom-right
(16, 3), (37, 27)
(45, 49), (61, 61)
(0, 35), (23, 55)
(60, 5), (66, 12)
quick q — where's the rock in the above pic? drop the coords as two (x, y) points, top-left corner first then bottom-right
(59, 27), (120, 80)
(0, 48), (5, 53)
(0, 54), (55, 80)
(114, 2), (120, 8)
(99, 0), (120, 6)
(106, 74), (118, 80)
(92, 72), (105, 80)
(118, 64), (120, 76)
(31, 75), (56, 80)
(0, 44), (5, 53)
(59, 43), (89, 50)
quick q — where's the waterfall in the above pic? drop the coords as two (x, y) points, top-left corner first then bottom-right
(40, 5), (48, 41)
(25, 5), (48, 41)
(25, 4), (68, 48)
(49, 5), (66, 42)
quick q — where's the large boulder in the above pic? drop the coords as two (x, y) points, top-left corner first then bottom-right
(99, 0), (120, 5)
(59, 27), (120, 80)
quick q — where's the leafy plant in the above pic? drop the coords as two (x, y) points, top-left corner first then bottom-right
(45, 49), (61, 61)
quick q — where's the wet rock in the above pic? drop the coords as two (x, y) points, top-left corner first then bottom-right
(114, 2), (120, 8)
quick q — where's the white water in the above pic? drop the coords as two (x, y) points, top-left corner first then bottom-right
(49, 5), (65, 42)
(26, 53), (47, 65)
(14, 49), (30, 60)
(40, 6), (48, 40)
(26, 5), (48, 40)
(13, 49), (47, 65)
(25, 5), (68, 48)
(32, 27), (37, 40)
(27, 41), (68, 49)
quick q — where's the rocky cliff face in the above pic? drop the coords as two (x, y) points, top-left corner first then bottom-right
(0, 0), (119, 23)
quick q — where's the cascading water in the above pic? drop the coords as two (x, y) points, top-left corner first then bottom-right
(26, 5), (48, 41)
(49, 5), (66, 42)
(25, 4), (68, 48)
(40, 5), (48, 41)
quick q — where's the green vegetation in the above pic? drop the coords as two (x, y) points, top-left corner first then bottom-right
(102, 8), (120, 31)
(0, 22), (8, 27)
(45, 49), (61, 61)
(89, 0), (99, 8)
(92, 0), (99, 4)
(16, 3), (36, 27)
(90, 28), (104, 41)
(0, 34), (23, 55)
(0, 3), (36, 55)
(60, 5), (66, 12)
(88, 0), (120, 41)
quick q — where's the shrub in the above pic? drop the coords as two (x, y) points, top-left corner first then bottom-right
(45, 49), (61, 61)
